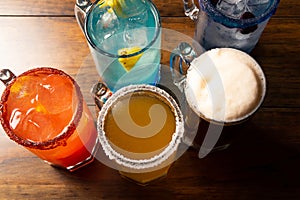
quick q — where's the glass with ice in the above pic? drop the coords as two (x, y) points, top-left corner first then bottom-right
(0, 68), (98, 171)
(75, 0), (161, 91)
(183, 0), (280, 52)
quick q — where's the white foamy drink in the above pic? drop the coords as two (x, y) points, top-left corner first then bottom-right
(185, 48), (266, 123)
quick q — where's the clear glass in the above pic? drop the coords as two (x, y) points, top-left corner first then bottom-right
(0, 68), (98, 171)
(75, 0), (162, 91)
(188, 0), (280, 52)
(95, 84), (184, 185)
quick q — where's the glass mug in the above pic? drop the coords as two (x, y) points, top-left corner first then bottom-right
(91, 83), (184, 185)
(182, 0), (280, 52)
(170, 42), (266, 157)
(0, 67), (98, 171)
(75, 0), (162, 91)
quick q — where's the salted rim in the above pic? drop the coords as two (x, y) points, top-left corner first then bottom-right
(97, 84), (184, 170)
(185, 48), (267, 126)
(200, 0), (280, 28)
(0, 67), (83, 150)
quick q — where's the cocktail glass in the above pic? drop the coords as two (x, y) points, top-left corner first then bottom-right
(0, 67), (98, 171)
(182, 0), (280, 52)
(92, 83), (184, 185)
(75, 0), (161, 91)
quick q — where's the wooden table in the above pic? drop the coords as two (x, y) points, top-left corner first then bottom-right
(0, 0), (299, 199)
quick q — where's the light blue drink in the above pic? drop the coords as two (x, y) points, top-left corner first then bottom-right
(83, 0), (161, 91)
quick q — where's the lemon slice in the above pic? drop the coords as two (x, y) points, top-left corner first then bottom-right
(98, 0), (143, 18)
(98, 0), (126, 18)
(118, 47), (143, 72)
(98, 0), (114, 9)
(35, 102), (48, 114)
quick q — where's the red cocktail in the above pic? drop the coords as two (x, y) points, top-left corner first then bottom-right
(0, 67), (98, 171)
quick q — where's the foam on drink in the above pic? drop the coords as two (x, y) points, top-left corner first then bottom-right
(185, 48), (266, 123)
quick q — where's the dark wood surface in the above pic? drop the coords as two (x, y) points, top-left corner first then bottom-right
(0, 0), (299, 199)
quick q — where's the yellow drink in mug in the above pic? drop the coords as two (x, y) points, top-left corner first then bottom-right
(92, 84), (184, 185)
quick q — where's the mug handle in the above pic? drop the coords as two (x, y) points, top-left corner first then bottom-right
(0, 69), (16, 86)
(182, 0), (199, 21)
(75, 0), (93, 32)
(170, 43), (225, 158)
(170, 42), (201, 148)
(169, 42), (199, 92)
(90, 81), (113, 111)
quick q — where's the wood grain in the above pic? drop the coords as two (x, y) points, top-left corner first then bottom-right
(0, 0), (298, 17)
(0, 0), (299, 199)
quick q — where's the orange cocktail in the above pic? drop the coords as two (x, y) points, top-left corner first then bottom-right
(96, 84), (184, 185)
(0, 67), (98, 171)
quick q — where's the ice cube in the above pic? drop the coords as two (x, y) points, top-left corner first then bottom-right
(217, 0), (247, 18)
(100, 10), (118, 29)
(92, 8), (120, 47)
(123, 26), (148, 47)
(247, 0), (270, 6)
(246, 0), (270, 16)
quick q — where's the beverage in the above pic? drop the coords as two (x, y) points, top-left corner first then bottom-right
(0, 68), (98, 171)
(105, 93), (176, 155)
(185, 48), (266, 154)
(216, 0), (271, 19)
(185, 48), (266, 123)
(76, 0), (161, 91)
(170, 43), (266, 156)
(182, 0), (280, 52)
(96, 84), (184, 185)
(98, 36), (161, 91)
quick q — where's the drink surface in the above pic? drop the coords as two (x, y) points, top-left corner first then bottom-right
(87, 0), (157, 54)
(5, 71), (75, 141)
(104, 91), (176, 156)
(185, 48), (265, 123)
(100, 43), (161, 91)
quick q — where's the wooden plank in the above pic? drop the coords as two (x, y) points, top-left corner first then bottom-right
(0, 17), (89, 75)
(0, 0), (298, 18)
(0, 0), (299, 199)
(0, 0), (75, 16)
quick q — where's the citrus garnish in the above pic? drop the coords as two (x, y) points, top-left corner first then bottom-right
(118, 46), (143, 72)
(98, 0), (114, 10)
(10, 76), (31, 97)
(35, 102), (48, 114)
(98, 0), (141, 18)
(98, 0), (125, 18)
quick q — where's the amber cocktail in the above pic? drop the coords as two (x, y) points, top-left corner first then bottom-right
(0, 67), (98, 171)
(95, 84), (184, 185)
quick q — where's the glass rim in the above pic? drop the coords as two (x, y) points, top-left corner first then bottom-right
(200, 0), (280, 28)
(84, 0), (162, 58)
(97, 84), (184, 170)
(0, 67), (83, 150)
